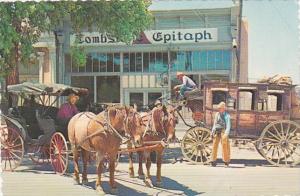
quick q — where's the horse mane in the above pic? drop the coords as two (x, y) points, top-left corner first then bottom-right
(152, 107), (164, 133)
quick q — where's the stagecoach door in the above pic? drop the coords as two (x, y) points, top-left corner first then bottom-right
(236, 89), (258, 137)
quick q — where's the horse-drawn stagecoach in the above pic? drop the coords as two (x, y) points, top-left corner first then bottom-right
(0, 82), (88, 173)
(179, 81), (300, 167)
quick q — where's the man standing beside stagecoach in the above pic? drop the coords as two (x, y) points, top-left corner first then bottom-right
(211, 102), (231, 167)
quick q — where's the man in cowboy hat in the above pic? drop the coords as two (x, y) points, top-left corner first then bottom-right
(173, 72), (197, 99)
(211, 101), (231, 167)
(57, 93), (79, 135)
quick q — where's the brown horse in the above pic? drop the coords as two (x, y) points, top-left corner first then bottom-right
(128, 104), (178, 187)
(68, 106), (144, 194)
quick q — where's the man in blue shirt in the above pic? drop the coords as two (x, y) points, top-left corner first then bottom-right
(211, 101), (231, 167)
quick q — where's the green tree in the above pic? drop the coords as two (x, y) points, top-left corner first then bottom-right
(0, 1), (152, 85)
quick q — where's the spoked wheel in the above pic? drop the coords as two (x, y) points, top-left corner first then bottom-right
(256, 120), (300, 167)
(50, 132), (69, 174)
(181, 126), (212, 164)
(29, 145), (51, 165)
(0, 126), (24, 171)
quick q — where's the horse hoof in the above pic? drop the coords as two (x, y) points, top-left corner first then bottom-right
(138, 174), (145, 179)
(96, 186), (105, 195)
(156, 181), (163, 188)
(73, 178), (80, 185)
(144, 178), (153, 188)
(129, 173), (135, 178)
(82, 179), (88, 185)
(110, 188), (118, 195)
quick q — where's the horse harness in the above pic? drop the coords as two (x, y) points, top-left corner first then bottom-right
(76, 109), (131, 149)
(142, 108), (170, 139)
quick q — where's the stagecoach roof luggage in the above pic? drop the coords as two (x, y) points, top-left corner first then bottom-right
(7, 82), (88, 96)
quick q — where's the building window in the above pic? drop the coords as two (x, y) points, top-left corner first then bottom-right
(171, 50), (231, 72)
(71, 76), (94, 103)
(71, 53), (120, 73)
(124, 53), (129, 72)
(114, 53), (120, 72)
(100, 53), (107, 72)
(239, 91), (255, 110)
(148, 92), (162, 106)
(107, 53), (113, 72)
(86, 54), (93, 72)
(96, 76), (120, 103)
(136, 53), (142, 72)
(92, 52), (99, 72)
(212, 90), (227, 109)
(130, 53), (136, 72)
(267, 94), (283, 111)
(143, 52), (149, 72)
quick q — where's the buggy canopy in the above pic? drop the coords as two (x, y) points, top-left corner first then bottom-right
(7, 82), (88, 97)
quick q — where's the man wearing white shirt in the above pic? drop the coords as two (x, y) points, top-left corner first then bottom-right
(173, 72), (197, 98)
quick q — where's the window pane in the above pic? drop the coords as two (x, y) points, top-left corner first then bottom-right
(71, 76), (94, 104)
(192, 51), (200, 71)
(79, 62), (85, 72)
(129, 93), (143, 110)
(92, 52), (99, 72)
(155, 52), (162, 72)
(163, 52), (168, 71)
(178, 51), (186, 71)
(149, 52), (155, 72)
(199, 51), (207, 70)
(86, 54), (92, 72)
(239, 91), (254, 110)
(107, 53), (113, 72)
(148, 92), (162, 106)
(223, 50), (231, 70)
(207, 50), (216, 70)
(212, 91), (227, 108)
(267, 94), (282, 111)
(143, 52), (149, 72)
(130, 53), (136, 72)
(71, 56), (79, 73)
(97, 76), (120, 103)
(215, 50), (223, 70)
(100, 53), (107, 72)
(185, 51), (192, 71)
(136, 52), (142, 72)
(113, 53), (120, 72)
(170, 51), (177, 71)
(123, 53), (129, 72)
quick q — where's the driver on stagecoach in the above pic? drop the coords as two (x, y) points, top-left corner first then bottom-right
(56, 93), (79, 133)
(173, 72), (197, 99)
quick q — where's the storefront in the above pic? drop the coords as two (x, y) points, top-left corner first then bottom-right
(35, 1), (247, 107)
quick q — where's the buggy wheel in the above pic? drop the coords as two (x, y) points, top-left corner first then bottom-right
(257, 120), (300, 167)
(181, 126), (212, 164)
(0, 126), (24, 171)
(50, 132), (69, 174)
(29, 145), (51, 165)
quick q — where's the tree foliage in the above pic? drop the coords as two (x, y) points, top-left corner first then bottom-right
(0, 1), (152, 83)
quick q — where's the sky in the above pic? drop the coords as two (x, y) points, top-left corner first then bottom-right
(242, 0), (299, 84)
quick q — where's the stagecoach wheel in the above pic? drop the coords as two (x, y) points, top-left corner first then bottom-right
(0, 126), (24, 171)
(29, 145), (51, 165)
(50, 132), (69, 174)
(257, 120), (300, 167)
(181, 126), (212, 164)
